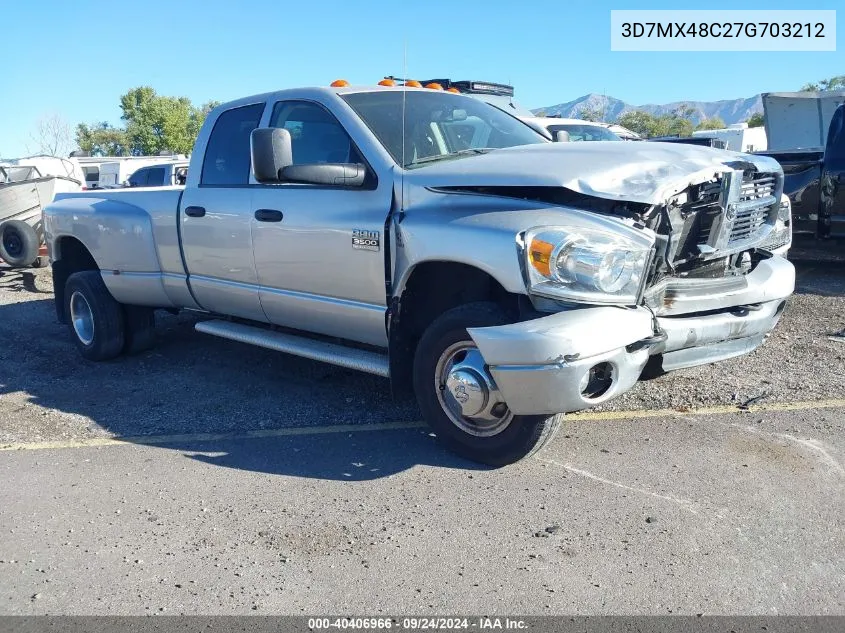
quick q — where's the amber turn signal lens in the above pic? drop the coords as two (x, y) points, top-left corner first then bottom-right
(529, 239), (554, 277)
(330, 79), (350, 87)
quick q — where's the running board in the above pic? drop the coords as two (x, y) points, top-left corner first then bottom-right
(195, 319), (390, 377)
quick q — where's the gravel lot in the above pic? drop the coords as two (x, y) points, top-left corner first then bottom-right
(0, 259), (843, 445)
(0, 257), (843, 616)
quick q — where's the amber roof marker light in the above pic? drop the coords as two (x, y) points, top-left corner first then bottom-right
(330, 79), (350, 87)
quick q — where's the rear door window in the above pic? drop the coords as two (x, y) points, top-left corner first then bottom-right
(201, 103), (265, 185)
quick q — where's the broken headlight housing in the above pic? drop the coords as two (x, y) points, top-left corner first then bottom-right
(523, 225), (654, 305)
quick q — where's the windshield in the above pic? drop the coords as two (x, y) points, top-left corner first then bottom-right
(547, 123), (621, 142)
(341, 90), (547, 168)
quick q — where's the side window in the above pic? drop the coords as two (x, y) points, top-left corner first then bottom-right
(269, 101), (353, 165)
(201, 103), (264, 185)
(82, 166), (99, 185)
(147, 167), (166, 186)
(128, 168), (148, 187)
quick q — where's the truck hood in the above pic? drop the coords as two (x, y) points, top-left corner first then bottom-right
(404, 141), (782, 205)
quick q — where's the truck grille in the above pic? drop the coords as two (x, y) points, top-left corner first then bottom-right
(729, 206), (769, 244)
(739, 173), (776, 201)
(729, 172), (778, 246)
(672, 169), (781, 267)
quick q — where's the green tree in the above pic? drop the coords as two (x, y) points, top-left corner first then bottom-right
(801, 75), (845, 92)
(615, 106), (695, 138)
(75, 122), (131, 156)
(76, 88), (217, 156)
(120, 87), (202, 155)
(695, 117), (726, 131)
(616, 110), (660, 137)
(574, 105), (605, 122)
(746, 112), (765, 128)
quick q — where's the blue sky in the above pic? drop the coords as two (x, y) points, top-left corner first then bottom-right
(0, 0), (840, 157)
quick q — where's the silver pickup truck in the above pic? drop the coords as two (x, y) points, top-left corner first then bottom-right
(43, 84), (795, 465)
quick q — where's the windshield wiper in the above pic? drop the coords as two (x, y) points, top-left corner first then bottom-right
(408, 147), (498, 166)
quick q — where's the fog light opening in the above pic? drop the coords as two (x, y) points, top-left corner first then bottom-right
(580, 362), (614, 399)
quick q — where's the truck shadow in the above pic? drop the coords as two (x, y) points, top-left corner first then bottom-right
(0, 286), (489, 480)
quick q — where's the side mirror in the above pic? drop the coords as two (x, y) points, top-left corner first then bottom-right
(281, 163), (366, 187)
(250, 127), (293, 183)
(554, 130), (571, 142)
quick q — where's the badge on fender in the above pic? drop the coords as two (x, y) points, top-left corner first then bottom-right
(352, 229), (380, 251)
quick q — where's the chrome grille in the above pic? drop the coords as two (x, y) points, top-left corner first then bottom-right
(728, 172), (778, 246)
(739, 174), (776, 202)
(729, 205), (769, 244)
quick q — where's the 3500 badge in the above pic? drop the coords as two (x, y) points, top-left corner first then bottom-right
(352, 229), (380, 251)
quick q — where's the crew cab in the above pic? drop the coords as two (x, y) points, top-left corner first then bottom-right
(43, 82), (795, 465)
(757, 103), (845, 239)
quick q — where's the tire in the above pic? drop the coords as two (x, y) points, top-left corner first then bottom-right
(123, 305), (156, 355)
(413, 302), (562, 466)
(0, 220), (40, 267)
(64, 271), (126, 361)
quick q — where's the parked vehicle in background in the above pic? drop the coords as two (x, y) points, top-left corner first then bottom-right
(44, 82), (794, 465)
(648, 135), (727, 149)
(0, 155), (84, 267)
(762, 91), (845, 151)
(521, 116), (622, 142)
(97, 155), (189, 188)
(601, 123), (642, 141)
(757, 102), (845, 239)
(71, 154), (117, 190)
(692, 123), (767, 153)
(128, 162), (189, 187)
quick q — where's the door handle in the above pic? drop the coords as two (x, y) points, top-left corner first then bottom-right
(184, 206), (206, 218)
(254, 209), (284, 222)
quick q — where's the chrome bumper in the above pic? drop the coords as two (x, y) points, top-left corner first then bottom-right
(468, 256), (795, 415)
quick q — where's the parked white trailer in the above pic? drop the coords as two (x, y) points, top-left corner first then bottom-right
(762, 91), (845, 150)
(97, 155), (189, 188)
(692, 123), (767, 153)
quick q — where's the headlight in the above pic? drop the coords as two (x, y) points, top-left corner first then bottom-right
(523, 225), (654, 305)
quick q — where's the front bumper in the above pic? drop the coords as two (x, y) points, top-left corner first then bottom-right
(468, 256), (795, 415)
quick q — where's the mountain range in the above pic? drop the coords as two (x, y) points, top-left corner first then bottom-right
(534, 93), (763, 125)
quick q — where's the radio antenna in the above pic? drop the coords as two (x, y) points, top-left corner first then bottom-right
(401, 39), (407, 212)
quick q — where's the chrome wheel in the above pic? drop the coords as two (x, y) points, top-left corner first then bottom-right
(434, 341), (513, 437)
(69, 290), (95, 346)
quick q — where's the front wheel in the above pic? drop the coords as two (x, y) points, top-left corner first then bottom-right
(413, 302), (562, 466)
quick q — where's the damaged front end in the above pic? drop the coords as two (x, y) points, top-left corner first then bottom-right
(465, 159), (795, 415)
(642, 164), (787, 314)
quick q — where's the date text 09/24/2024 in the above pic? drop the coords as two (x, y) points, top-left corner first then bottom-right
(307, 617), (528, 630)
